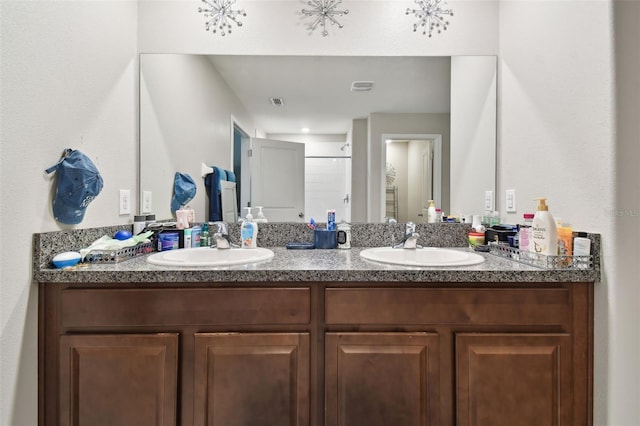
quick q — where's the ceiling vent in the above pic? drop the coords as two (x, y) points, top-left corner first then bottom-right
(270, 97), (285, 107)
(351, 81), (374, 92)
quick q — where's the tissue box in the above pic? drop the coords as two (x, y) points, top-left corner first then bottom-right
(485, 225), (517, 244)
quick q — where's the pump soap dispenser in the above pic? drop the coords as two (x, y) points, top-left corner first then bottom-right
(531, 198), (557, 256)
(240, 207), (258, 248)
(255, 206), (268, 223)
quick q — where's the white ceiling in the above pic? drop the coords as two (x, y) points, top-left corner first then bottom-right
(208, 55), (451, 135)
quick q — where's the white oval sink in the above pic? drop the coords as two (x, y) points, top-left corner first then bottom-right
(147, 247), (274, 267)
(360, 247), (485, 267)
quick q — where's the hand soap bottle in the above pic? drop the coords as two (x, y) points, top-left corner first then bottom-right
(427, 200), (437, 223)
(240, 207), (258, 248)
(531, 198), (557, 255)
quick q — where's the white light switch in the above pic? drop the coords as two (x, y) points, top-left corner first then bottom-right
(142, 191), (152, 214)
(119, 189), (131, 215)
(506, 189), (516, 212)
(484, 190), (494, 212)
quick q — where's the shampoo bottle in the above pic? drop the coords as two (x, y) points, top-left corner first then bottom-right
(241, 207), (258, 248)
(427, 200), (437, 223)
(531, 198), (557, 256)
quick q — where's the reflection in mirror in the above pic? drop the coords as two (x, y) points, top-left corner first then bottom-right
(139, 54), (496, 223)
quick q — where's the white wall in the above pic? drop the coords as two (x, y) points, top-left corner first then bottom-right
(6, 1), (638, 425)
(450, 56), (497, 216)
(498, 1), (639, 424)
(140, 54), (255, 220)
(0, 2), (138, 425)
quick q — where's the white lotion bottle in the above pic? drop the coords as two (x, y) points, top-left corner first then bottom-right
(240, 207), (258, 248)
(427, 200), (437, 223)
(530, 198), (558, 255)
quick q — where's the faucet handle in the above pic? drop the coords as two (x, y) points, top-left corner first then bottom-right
(406, 221), (416, 234)
(211, 221), (228, 235)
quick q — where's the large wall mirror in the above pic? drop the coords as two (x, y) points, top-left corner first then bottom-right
(140, 54), (496, 223)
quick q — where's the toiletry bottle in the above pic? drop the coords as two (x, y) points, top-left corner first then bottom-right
(556, 219), (573, 259)
(427, 200), (437, 223)
(573, 232), (591, 268)
(337, 221), (351, 249)
(241, 207), (258, 248)
(200, 223), (210, 247)
(519, 213), (534, 254)
(255, 206), (268, 223)
(133, 215), (146, 235)
(327, 209), (336, 231)
(183, 228), (192, 249)
(531, 198), (557, 256)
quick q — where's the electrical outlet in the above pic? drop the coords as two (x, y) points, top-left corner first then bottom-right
(119, 189), (131, 215)
(484, 190), (494, 211)
(142, 191), (152, 214)
(505, 189), (517, 212)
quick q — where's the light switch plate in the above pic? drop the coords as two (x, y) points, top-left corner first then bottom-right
(505, 189), (516, 212)
(484, 190), (494, 212)
(119, 189), (131, 215)
(142, 191), (152, 214)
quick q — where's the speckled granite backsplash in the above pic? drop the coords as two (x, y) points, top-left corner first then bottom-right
(34, 222), (472, 268)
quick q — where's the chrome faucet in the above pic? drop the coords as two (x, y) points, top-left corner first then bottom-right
(393, 221), (421, 249)
(210, 221), (236, 249)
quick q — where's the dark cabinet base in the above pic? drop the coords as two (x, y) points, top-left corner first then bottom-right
(39, 282), (593, 426)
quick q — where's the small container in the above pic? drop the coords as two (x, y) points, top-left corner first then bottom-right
(337, 222), (351, 249)
(191, 226), (202, 248)
(158, 232), (179, 251)
(133, 215), (146, 235)
(468, 232), (485, 249)
(183, 228), (192, 249)
(314, 229), (337, 249)
(327, 210), (336, 231)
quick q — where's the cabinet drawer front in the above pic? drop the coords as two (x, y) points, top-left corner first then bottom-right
(325, 288), (570, 325)
(61, 288), (310, 327)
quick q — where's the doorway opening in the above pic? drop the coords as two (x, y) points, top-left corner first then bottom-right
(232, 119), (250, 213)
(382, 134), (442, 223)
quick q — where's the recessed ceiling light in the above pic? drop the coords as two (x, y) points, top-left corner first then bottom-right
(351, 81), (374, 92)
(301, 127), (310, 133)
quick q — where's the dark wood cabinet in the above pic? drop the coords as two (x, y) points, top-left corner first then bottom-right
(58, 333), (179, 426)
(193, 332), (310, 426)
(40, 282), (592, 426)
(325, 332), (440, 426)
(455, 333), (573, 426)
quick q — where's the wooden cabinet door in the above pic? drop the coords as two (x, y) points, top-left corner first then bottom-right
(194, 333), (310, 426)
(456, 333), (572, 426)
(325, 332), (440, 426)
(58, 333), (179, 426)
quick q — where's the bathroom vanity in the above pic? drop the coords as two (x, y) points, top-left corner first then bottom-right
(36, 234), (597, 426)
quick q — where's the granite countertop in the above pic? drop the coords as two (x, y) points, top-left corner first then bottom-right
(33, 223), (600, 285)
(34, 246), (599, 284)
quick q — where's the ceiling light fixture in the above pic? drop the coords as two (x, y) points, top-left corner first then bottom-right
(302, 0), (349, 37)
(301, 128), (310, 133)
(198, 0), (247, 36)
(351, 81), (374, 92)
(406, 0), (453, 38)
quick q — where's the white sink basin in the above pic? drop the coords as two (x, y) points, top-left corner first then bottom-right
(147, 247), (274, 267)
(360, 247), (485, 267)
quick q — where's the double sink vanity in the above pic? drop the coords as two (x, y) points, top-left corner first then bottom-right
(35, 223), (599, 426)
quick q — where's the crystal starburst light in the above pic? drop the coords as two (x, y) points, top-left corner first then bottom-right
(302, 0), (349, 37)
(198, 0), (246, 36)
(406, 0), (453, 38)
